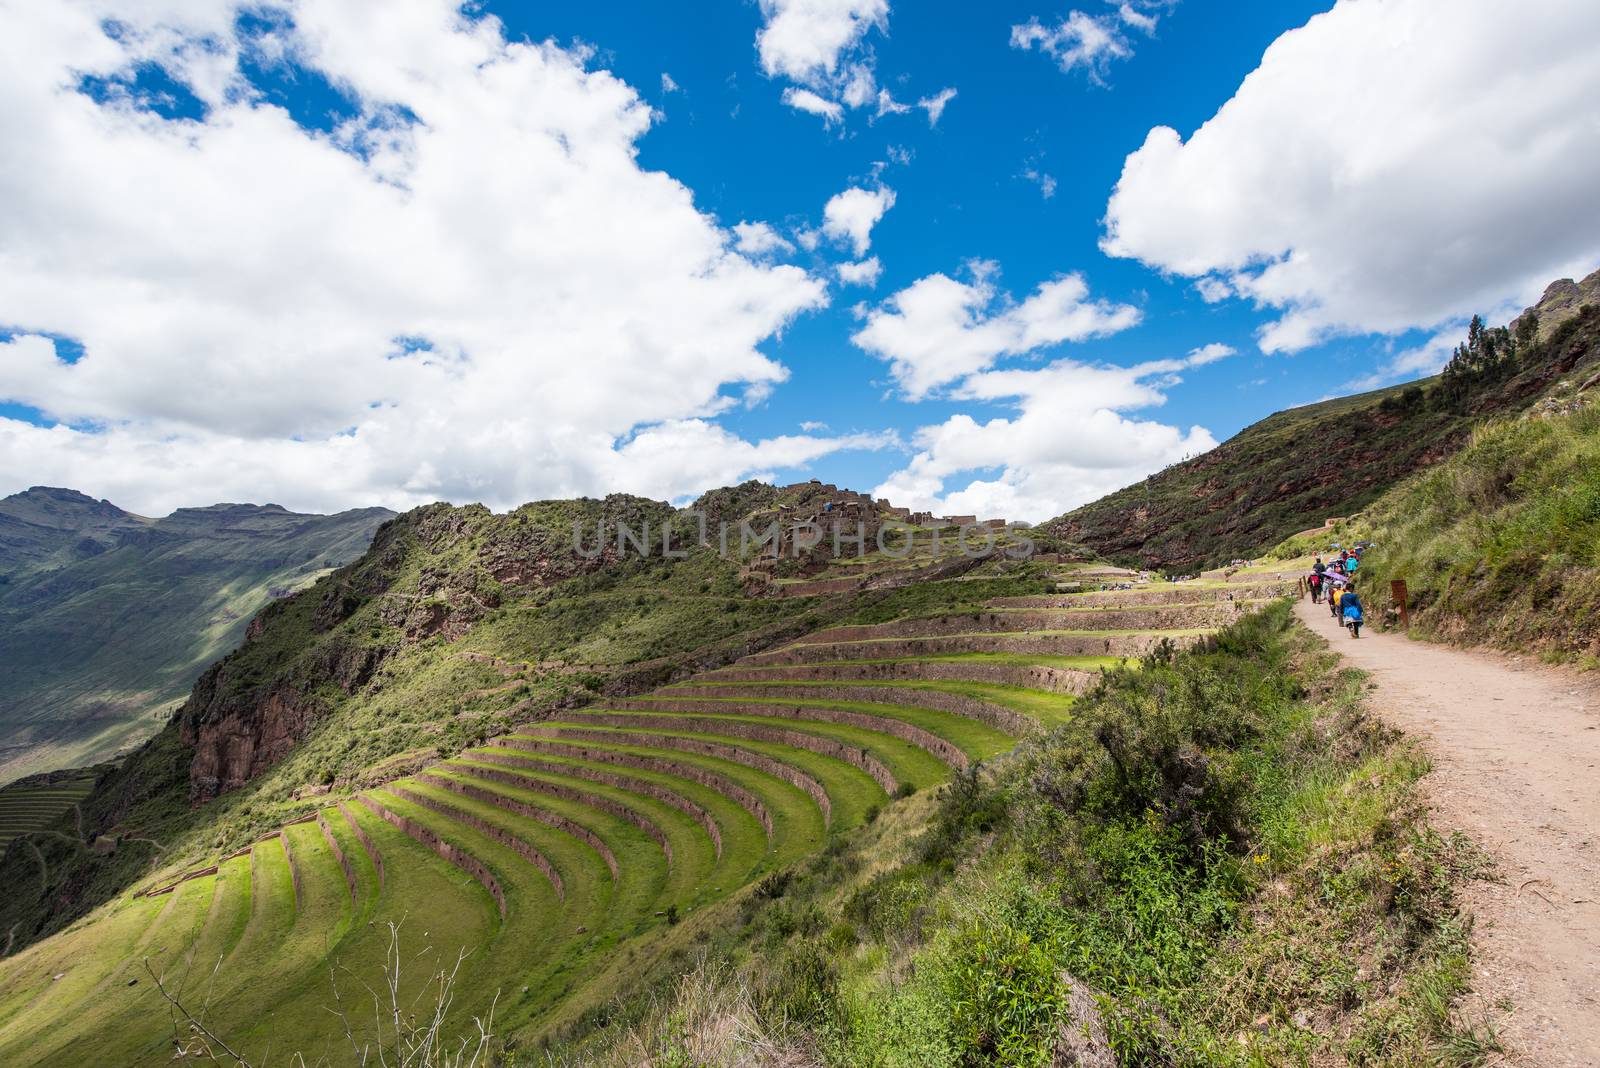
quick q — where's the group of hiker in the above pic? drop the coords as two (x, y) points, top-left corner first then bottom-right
(1307, 546), (1370, 636)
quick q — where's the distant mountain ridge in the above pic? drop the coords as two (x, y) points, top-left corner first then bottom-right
(0, 488), (393, 784)
(1042, 270), (1600, 572)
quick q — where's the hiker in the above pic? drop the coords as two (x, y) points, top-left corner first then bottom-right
(1346, 552), (1360, 575)
(1311, 558), (1327, 603)
(1341, 585), (1365, 637)
(1329, 579), (1345, 619)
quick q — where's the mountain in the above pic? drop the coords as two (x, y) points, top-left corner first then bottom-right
(1043, 271), (1600, 572)
(0, 489), (393, 783)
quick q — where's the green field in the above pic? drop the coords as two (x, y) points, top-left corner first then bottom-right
(0, 566), (1286, 1062)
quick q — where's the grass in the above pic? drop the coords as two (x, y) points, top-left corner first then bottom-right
(463, 746), (771, 902)
(442, 759), (713, 910)
(541, 603), (1499, 1068)
(0, 770), (97, 848)
(536, 723), (892, 833)
(631, 695), (1015, 762)
(1313, 403), (1600, 656)
(572, 709), (953, 793)
(506, 733), (828, 868)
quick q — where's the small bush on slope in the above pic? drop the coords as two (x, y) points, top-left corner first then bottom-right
(537, 603), (1496, 1067)
(1296, 403), (1600, 659)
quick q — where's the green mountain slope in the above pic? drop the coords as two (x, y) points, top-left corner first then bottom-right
(0, 489), (393, 783)
(1043, 272), (1600, 573)
(1273, 384), (1600, 658)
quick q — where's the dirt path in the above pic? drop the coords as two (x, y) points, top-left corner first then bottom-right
(1295, 600), (1600, 1065)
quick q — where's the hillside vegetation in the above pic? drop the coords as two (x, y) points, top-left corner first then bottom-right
(545, 605), (1495, 1067)
(1043, 274), (1600, 573)
(0, 488), (392, 782)
(1274, 394), (1600, 661)
(0, 482), (1273, 1064)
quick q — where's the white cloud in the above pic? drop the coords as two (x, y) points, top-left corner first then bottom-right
(874, 88), (911, 118)
(1118, 3), (1160, 34)
(0, 0), (879, 515)
(840, 63), (876, 108)
(1194, 276), (1232, 303)
(1022, 166), (1057, 199)
(837, 257), (883, 287)
(756, 1), (951, 129)
(1011, 11), (1131, 82)
(733, 221), (796, 258)
(852, 267), (1142, 398)
(822, 185), (895, 257)
(917, 87), (957, 126)
(1182, 342), (1234, 367)
(780, 85), (843, 122)
(1102, 0), (1600, 352)
(799, 420), (828, 432)
(1010, 2), (1173, 83)
(756, 0), (889, 84)
(871, 354), (1218, 523)
(660, 72), (681, 94)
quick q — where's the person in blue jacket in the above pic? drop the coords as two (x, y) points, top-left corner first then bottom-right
(1341, 586), (1364, 635)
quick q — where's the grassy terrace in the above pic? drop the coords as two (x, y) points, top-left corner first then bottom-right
(0, 571), (1282, 1061)
(0, 770), (97, 849)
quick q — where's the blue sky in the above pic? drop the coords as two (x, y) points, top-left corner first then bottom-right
(2, 1), (1597, 519)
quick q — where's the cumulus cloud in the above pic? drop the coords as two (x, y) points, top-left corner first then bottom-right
(733, 221), (796, 258)
(871, 353), (1219, 523)
(851, 266), (1142, 398)
(757, 0), (954, 128)
(780, 85), (844, 122)
(917, 87), (957, 126)
(0, 0), (873, 515)
(837, 257), (883, 287)
(822, 186), (896, 257)
(1101, 0), (1600, 352)
(756, 0), (889, 83)
(1009, 3), (1173, 83)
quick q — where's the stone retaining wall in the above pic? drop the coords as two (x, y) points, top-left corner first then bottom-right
(798, 604), (1251, 643)
(317, 810), (359, 904)
(394, 780), (597, 885)
(989, 585), (1290, 608)
(741, 631), (1187, 665)
(660, 683), (1036, 735)
(526, 726), (836, 826)
(444, 764), (675, 863)
(337, 800), (385, 890)
(610, 699), (967, 770)
(697, 660), (1092, 696)
(560, 713), (902, 795)
(499, 736), (773, 841)
(279, 826), (304, 909)
(466, 750), (720, 859)
(357, 794), (512, 916)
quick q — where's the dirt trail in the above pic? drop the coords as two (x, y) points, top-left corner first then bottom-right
(1295, 600), (1600, 1065)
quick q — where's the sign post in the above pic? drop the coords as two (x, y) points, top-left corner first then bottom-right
(1391, 579), (1409, 629)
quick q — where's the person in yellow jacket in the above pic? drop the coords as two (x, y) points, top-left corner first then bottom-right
(1329, 583), (1345, 619)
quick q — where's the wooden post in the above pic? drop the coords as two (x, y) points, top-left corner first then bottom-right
(1391, 579), (1409, 629)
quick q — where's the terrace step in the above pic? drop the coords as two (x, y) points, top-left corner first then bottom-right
(795, 603), (1256, 644)
(497, 736), (778, 843)
(603, 699), (970, 770)
(989, 584), (1290, 608)
(654, 683), (1036, 735)
(694, 658), (1095, 694)
(461, 748), (724, 858)
(523, 725), (842, 826)
(737, 630), (1208, 666)
(428, 765), (676, 870)
(357, 794), (512, 917)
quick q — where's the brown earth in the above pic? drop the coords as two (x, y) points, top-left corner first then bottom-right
(1295, 600), (1600, 1066)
